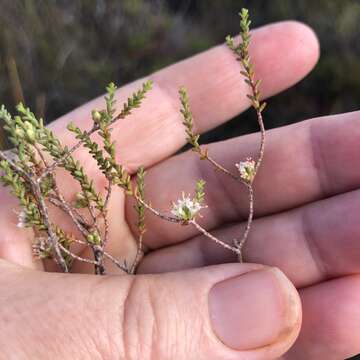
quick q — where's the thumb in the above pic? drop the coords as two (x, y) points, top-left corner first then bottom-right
(1, 261), (301, 360)
(123, 264), (302, 359)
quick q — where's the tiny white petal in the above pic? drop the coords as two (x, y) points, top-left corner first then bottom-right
(236, 158), (255, 182)
(16, 210), (27, 228)
(171, 193), (203, 220)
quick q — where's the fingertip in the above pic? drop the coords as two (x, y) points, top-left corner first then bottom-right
(280, 20), (320, 72)
(209, 266), (301, 353)
(249, 20), (320, 96)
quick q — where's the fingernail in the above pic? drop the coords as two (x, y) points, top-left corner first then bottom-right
(209, 268), (300, 350)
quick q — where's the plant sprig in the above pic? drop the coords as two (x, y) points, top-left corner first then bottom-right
(179, 8), (266, 261)
(0, 80), (153, 274)
(0, 9), (265, 272)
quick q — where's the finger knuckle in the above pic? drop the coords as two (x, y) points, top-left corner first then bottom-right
(121, 276), (161, 360)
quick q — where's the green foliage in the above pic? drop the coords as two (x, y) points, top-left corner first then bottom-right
(67, 80), (152, 194)
(0, 101), (105, 211)
(55, 226), (74, 266)
(195, 179), (206, 204)
(179, 86), (200, 150)
(105, 82), (117, 120)
(0, 77), (154, 272)
(40, 173), (54, 197)
(135, 166), (146, 234)
(67, 122), (127, 192)
(0, 1), (359, 151)
(226, 8), (251, 57)
(1, 105), (40, 171)
(119, 80), (153, 119)
(226, 9), (266, 114)
(86, 231), (101, 246)
(0, 159), (43, 229)
(0, 7), (268, 281)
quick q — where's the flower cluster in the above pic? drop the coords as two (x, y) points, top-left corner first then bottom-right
(171, 192), (203, 221)
(32, 237), (50, 259)
(236, 158), (256, 183)
(16, 209), (27, 228)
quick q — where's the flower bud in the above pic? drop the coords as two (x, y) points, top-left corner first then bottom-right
(14, 125), (25, 139)
(236, 158), (256, 183)
(24, 121), (36, 143)
(91, 110), (102, 123)
(87, 231), (101, 245)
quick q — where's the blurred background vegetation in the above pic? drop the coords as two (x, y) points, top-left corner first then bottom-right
(0, 1), (359, 358)
(0, 0), (360, 147)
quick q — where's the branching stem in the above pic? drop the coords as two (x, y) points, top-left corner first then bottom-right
(189, 219), (240, 255)
(0, 150), (68, 271)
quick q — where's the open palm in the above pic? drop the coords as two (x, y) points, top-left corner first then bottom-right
(0, 21), (359, 360)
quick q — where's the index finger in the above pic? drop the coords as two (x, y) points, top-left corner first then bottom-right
(50, 21), (319, 173)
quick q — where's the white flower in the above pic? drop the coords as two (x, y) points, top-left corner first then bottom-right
(16, 210), (27, 228)
(171, 192), (203, 221)
(236, 158), (256, 182)
(32, 237), (48, 259)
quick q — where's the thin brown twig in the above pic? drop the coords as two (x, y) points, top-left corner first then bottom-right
(71, 237), (128, 273)
(86, 201), (98, 225)
(38, 124), (97, 181)
(47, 194), (89, 238)
(130, 232), (144, 274)
(35, 135), (98, 231)
(93, 245), (106, 275)
(72, 238), (87, 246)
(247, 81), (265, 175)
(40, 103), (140, 181)
(195, 148), (256, 262)
(0, 150), (68, 272)
(32, 183), (68, 271)
(58, 243), (99, 266)
(189, 219), (240, 255)
(136, 196), (180, 223)
(34, 143), (91, 240)
(102, 178), (112, 248)
(33, 143), (48, 168)
(104, 179), (112, 210)
(47, 195), (88, 229)
(234, 183), (254, 263)
(202, 151), (253, 189)
(233, 59), (266, 260)
(103, 250), (129, 273)
(201, 150), (245, 184)
(92, 179), (113, 274)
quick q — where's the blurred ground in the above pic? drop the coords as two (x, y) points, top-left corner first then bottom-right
(0, 1), (359, 358)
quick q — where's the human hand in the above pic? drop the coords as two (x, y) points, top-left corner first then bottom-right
(1, 20), (357, 360)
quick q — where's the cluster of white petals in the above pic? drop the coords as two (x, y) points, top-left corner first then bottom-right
(32, 237), (48, 259)
(235, 158), (256, 182)
(171, 193), (202, 220)
(16, 210), (27, 228)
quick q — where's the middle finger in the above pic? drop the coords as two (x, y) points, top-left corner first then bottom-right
(139, 186), (360, 289)
(126, 110), (360, 250)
